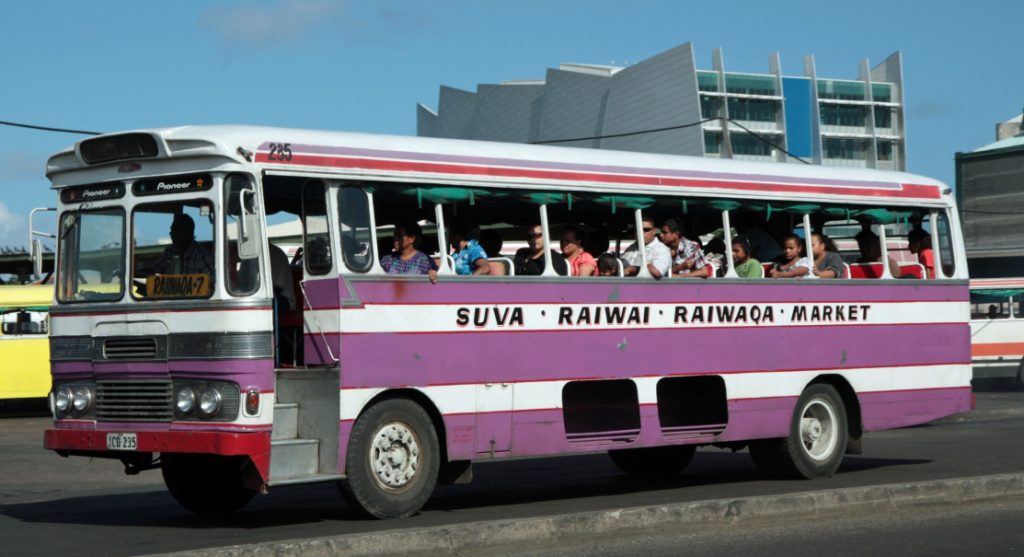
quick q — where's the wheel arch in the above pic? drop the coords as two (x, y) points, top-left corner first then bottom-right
(808, 374), (862, 441)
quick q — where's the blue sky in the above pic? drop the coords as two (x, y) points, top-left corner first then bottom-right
(1, 0), (1021, 247)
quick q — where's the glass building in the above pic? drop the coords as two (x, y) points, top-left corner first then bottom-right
(417, 42), (906, 170)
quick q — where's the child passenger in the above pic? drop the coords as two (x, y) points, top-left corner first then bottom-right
(811, 232), (845, 279)
(769, 234), (810, 279)
(731, 236), (762, 278)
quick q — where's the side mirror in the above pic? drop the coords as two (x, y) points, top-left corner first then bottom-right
(238, 189), (260, 260)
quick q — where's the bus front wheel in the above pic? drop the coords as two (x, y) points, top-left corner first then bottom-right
(749, 383), (848, 479)
(161, 454), (257, 515)
(339, 399), (440, 519)
(608, 445), (697, 476)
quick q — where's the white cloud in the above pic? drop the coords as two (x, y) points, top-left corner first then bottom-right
(0, 202), (27, 250)
(200, 0), (345, 47)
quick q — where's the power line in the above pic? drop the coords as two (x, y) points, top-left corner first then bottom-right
(531, 117), (812, 165)
(0, 119), (100, 136)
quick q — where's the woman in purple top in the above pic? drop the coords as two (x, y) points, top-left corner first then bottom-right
(380, 221), (438, 283)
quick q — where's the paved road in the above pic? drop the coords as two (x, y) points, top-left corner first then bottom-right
(0, 389), (1022, 557)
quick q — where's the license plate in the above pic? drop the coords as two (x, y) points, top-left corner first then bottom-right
(106, 433), (138, 451)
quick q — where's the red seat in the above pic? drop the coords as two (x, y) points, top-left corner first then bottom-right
(848, 263), (884, 279)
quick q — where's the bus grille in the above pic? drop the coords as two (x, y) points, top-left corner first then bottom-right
(96, 379), (173, 422)
(103, 337), (158, 360)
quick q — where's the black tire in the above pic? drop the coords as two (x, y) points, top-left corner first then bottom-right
(750, 383), (848, 480)
(161, 454), (257, 515)
(608, 445), (697, 476)
(339, 399), (440, 519)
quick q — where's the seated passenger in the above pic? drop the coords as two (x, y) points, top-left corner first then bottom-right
(380, 221), (438, 283)
(731, 236), (762, 278)
(769, 234), (810, 279)
(597, 253), (622, 277)
(148, 213), (214, 278)
(855, 229), (901, 278)
(988, 305), (1001, 319)
(560, 227), (597, 277)
(450, 221), (491, 276)
(908, 228), (935, 279)
(513, 224), (567, 276)
(660, 218), (708, 278)
(622, 218), (671, 279)
(811, 232), (844, 279)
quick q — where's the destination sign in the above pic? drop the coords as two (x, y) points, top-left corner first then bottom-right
(60, 182), (126, 203)
(132, 174), (212, 197)
(145, 273), (211, 298)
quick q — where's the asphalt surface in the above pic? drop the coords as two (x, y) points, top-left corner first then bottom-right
(0, 384), (1022, 557)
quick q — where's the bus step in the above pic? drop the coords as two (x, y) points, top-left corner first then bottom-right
(270, 438), (319, 480)
(267, 473), (344, 487)
(272, 402), (299, 440)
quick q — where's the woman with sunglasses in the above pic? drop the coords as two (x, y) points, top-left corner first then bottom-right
(513, 224), (568, 276)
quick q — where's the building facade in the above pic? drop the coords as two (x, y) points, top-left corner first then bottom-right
(417, 42), (907, 170)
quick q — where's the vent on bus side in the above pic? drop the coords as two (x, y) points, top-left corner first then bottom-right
(103, 337), (158, 360)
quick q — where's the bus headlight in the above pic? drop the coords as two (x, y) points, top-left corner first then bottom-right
(54, 386), (73, 415)
(175, 387), (196, 415)
(198, 388), (222, 418)
(71, 386), (93, 413)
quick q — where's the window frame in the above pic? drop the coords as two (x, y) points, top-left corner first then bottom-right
(55, 207), (127, 304)
(130, 199), (217, 302)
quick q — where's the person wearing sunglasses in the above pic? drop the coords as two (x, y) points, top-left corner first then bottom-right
(621, 218), (671, 279)
(513, 224), (568, 276)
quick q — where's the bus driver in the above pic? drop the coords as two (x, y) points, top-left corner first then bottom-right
(148, 213), (214, 278)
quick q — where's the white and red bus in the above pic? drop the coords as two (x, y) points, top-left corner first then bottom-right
(43, 126), (971, 518)
(969, 277), (1024, 387)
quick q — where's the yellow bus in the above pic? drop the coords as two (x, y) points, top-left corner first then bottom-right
(0, 283), (53, 400)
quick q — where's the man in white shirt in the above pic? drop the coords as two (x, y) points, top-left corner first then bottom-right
(621, 217), (671, 279)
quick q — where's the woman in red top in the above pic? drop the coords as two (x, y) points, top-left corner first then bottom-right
(560, 227), (597, 277)
(908, 229), (935, 279)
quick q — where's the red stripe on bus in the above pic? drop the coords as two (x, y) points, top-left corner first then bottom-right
(972, 342), (1024, 357)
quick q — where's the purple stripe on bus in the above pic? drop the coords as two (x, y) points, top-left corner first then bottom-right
(258, 142), (904, 190)
(335, 324), (968, 388)
(301, 278), (968, 307)
(51, 359), (275, 391)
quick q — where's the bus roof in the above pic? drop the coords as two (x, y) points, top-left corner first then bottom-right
(47, 125), (951, 206)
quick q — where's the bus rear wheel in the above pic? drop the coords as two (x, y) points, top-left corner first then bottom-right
(749, 383), (848, 479)
(339, 399), (440, 519)
(161, 454), (257, 515)
(608, 445), (697, 476)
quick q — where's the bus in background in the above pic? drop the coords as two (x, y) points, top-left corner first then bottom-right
(43, 126), (970, 519)
(970, 277), (1024, 388)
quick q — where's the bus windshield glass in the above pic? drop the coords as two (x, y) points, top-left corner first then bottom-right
(56, 209), (125, 302)
(131, 201), (215, 300)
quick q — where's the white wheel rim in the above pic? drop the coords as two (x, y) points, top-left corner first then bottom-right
(799, 398), (838, 461)
(369, 420), (421, 492)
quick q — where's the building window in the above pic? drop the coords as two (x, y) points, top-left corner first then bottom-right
(871, 83), (893, 103)
(823, 138), (866, 160)
(820, 105), (866, 127)
(817, 79), (866, 101)
(731, 133), (772, 156)
(704, 131), (721, 154)
(874, 107), (893, 128)
(724, 73), (776, 96)
(697, 71), (720, 92)
(700, 96), (722, 118)
(728, 98), (777, 122)
(877, 141), (894, 161)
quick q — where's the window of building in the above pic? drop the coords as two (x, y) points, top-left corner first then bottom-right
(704, 131), (721, 154)
(871, 83), (893, 103)
(727, 99), (777, 122)
(874, 107), (893, 129)
(877, 141), (894, 161)
(724, 73), (776, 96)
(697, 71), (719, 92)
(823, 138), (866, 160)
(817, 79), (866, 101)
(820, 105), (866, 127)
(731, 133), (772, 156)
(700, 96), (722, 119)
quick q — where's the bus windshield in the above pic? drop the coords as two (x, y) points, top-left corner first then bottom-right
(57, 209), (125, 302)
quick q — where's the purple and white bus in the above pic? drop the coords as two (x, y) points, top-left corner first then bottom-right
(44, 126), (971, 518)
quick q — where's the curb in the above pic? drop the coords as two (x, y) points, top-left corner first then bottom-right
(145, 472), (1024, 557)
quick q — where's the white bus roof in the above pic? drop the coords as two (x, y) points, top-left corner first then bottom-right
(47, 125), (951, 207)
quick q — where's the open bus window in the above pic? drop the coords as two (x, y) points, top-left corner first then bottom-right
(0, 310), (48, 335)
(57, 209), (125, 302)
(971, 293), (1011, 319)
(131, 201), (215, 299)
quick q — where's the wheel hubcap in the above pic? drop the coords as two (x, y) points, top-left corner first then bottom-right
(370, 421), (421, 491)
(800, 398), (838, 461)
